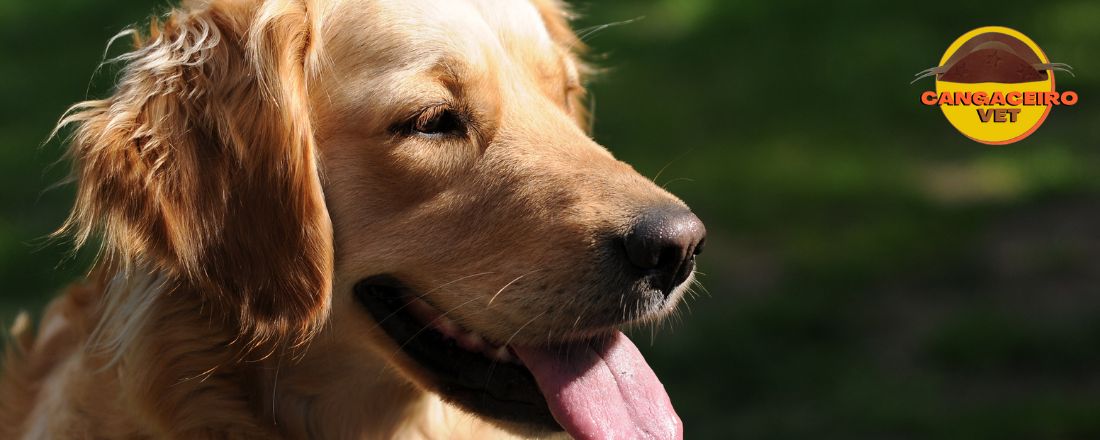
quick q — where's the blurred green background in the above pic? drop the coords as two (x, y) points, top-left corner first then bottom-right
(2, 0), (1099, 438)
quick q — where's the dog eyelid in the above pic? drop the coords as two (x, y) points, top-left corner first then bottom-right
(392, 104), (467, 139)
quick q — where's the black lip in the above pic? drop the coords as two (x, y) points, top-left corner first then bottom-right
(353, 275), (560, 431)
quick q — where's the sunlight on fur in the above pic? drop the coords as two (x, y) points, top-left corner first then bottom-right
(1, 1), (704, 438)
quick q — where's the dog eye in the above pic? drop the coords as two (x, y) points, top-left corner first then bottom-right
(406, 106), (464, 137)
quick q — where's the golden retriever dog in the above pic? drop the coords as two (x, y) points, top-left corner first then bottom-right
(0, 0), (706, 438)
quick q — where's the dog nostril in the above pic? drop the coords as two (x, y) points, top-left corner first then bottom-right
(622, 206), (707, 294)
(691, 237), (706, 257)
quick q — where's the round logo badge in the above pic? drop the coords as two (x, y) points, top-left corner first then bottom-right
(915, 26), (1078, 145)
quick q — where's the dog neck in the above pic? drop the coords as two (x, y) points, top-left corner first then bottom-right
(1, 268), (516, 439)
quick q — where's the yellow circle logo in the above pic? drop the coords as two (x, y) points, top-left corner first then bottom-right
(915, 27), (1078, 145)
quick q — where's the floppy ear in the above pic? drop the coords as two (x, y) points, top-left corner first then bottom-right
(58, 0), (332, 351)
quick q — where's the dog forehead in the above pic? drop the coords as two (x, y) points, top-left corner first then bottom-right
(464, 0), (555, 50)
(323, 0), (555, 69)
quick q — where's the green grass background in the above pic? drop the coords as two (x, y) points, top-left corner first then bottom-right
(3, 0), (1100, 438)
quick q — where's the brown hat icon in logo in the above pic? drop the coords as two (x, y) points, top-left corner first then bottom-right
(912, 32), (1073, 84)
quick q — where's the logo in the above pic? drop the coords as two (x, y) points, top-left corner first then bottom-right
(914, 26), (1077, 145)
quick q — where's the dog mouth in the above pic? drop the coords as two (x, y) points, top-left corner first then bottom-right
(353, 275), (557, 430)
(353, 275), (684, 440)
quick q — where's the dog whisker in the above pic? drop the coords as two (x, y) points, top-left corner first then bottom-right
(660, 177), (696, 190)
(487, 269), (540, 306)
(572, 17), (643, 47)
(691, 276), (712, 298)
(571, 312), (585, 332)
(652, 146), (697, 185)
(485, 310), (548, 387)
(367, 272), (494, 331)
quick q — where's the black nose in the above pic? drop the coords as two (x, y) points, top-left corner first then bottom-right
(623, 206), (706, 295)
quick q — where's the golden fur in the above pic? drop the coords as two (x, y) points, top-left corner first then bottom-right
(1, 0), (692, 438)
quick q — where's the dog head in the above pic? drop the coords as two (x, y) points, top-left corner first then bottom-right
(61, 0), (703, 437)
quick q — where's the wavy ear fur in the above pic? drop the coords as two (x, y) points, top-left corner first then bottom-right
(57, 0), (332, 352)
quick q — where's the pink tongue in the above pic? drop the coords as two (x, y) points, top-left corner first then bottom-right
(511, 332), (683, 440)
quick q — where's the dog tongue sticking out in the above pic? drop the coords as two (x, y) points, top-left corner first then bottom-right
(511, 331), (683, 440)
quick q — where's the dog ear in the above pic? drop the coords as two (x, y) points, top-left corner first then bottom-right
(530, 0), (593, 132)
(57, 0), (332, 352)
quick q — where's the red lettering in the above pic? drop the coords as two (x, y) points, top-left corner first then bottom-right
(1061, 91), (1078, 106)
(921, 91), (938, 105)
(989, 92), (1006, 106)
